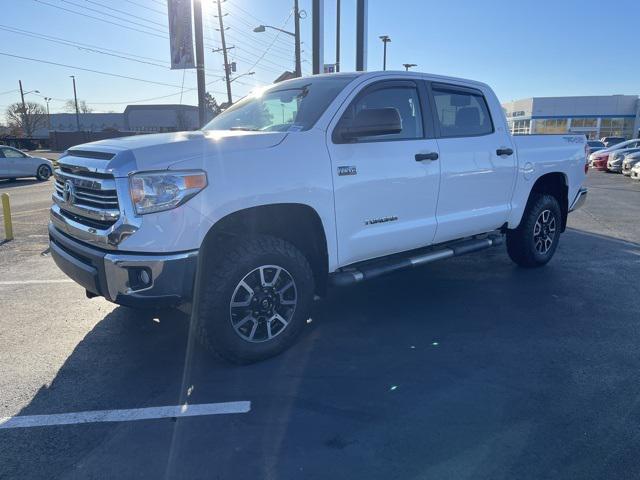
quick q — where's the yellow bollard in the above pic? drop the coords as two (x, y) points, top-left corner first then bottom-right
(1, 193), (13, 241)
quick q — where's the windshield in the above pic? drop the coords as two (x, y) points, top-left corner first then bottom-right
(203, 76), (356, 133)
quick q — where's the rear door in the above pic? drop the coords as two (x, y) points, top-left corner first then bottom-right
(326, 79), (441, 266)
(427, 82), (516, 243)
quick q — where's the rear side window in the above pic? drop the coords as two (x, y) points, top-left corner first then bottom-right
(432, 86), (493, 137)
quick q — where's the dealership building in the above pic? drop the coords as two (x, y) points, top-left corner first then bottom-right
(502, 95), (640, 140)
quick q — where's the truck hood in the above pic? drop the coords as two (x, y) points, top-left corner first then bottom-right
(62, 130), (288, 176)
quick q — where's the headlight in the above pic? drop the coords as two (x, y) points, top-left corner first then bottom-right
(129, 170), (207, 215)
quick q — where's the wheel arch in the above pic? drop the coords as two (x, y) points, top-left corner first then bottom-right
(526, 172), (569, 231)
(200, 203), (330, 296)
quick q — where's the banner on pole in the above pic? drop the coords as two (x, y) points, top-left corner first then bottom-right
(168, 0), (195, 69)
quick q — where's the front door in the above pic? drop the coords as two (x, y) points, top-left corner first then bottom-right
(326, 79), (441, 266)
(0, 147), (28, 177)
(0, 148), (8, 177)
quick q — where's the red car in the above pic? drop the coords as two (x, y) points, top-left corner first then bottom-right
(590, 139), (640, 171)
(590, 151), (610, 171)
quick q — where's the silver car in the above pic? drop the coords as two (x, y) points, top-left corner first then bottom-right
(607, 146), (640, 173)
(0, 146), (53, 181)
(622, 151), (640, 176)
(630, 162), (640, 180)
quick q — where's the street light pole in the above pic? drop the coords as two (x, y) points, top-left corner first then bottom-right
(335, 0), (340, 72)
(70, 75), (80, 131)
(18, 81), (40, 137)
(293, 0), (302, 77)
(254, 8), (301, 77)
(403, 63), (417, 71)
(193, 0), (207, 126)
(379, 35), (391, 71)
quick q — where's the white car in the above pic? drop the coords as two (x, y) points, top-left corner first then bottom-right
(0, 146), (53, 181)
(49, 71), (588, 363)
(631, 162), (640, 180)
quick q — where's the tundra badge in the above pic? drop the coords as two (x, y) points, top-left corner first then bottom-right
(338, 166), (357, 176)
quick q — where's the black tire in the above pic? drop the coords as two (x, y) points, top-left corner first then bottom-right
(506, 193), (562, 268)
(195, 234), (315, 364)
(36, 164), (52, 181)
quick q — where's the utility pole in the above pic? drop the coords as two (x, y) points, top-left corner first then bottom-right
(403, 63), (417, 71)
(293, 0), (302, 77)
(70, 75), (80, 131)
(18, 80), (27, 135)
(379, 35), (391, 70)
(335, 0), (340, 72)
(216, 0), (233, 107)
(193, 0), (207, 126)
(44, 97), (52, 130)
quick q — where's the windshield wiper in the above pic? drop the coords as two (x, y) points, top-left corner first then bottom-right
(229, 126), (261, 131)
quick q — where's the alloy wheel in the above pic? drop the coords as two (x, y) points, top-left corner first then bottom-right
(229, 265), (297, 343)
(533, 209), (556, 255)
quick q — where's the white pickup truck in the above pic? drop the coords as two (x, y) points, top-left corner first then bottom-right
(49, 71), (588, 363)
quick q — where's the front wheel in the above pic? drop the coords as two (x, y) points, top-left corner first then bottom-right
(506, 193), (562, 268)
(36, 164), (52, 181)
(195, 235), (315, 364)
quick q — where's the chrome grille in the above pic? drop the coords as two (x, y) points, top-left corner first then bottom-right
(53, 169), (120, 229)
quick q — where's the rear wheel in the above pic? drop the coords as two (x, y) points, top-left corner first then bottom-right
(36, 164), (51, 181)
(507, 193), (562, 268)
(195, 235), (314, 364)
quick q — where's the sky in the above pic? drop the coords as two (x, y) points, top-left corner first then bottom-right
(1, 0), (639, 119)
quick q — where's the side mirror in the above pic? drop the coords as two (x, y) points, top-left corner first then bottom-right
(340, 107), (402, 140)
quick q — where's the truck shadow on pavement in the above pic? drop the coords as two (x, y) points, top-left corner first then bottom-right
(1, 228), (640, 480)
(0, 178), (47, 189)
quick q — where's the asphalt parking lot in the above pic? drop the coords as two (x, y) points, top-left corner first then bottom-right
(1, 169), (639, 479)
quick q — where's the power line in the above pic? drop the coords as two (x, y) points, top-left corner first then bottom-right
(59, 0), (168, 35)
(124, 0), (166, 16)
(0, 25), (169, 69)
(0, 51), (229, 91)
(83, 0), (168, 29)
(34, 0), (167, 39)
(0, 24), (260, 82)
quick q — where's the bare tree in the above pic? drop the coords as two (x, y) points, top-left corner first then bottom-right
(64, 99), (93, 114)
(5, 102), (47, 137)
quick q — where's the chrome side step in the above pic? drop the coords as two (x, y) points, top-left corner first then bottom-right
(329, 235), (504, 287)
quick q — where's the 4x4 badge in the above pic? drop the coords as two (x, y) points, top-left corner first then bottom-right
(338, 166), (357, 176)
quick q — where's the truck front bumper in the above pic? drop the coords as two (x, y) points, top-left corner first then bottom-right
(49, 223), (198, 308)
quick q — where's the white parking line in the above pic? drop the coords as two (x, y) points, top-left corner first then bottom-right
(0, 280), (74, 285)
(0, 401), (251, 429)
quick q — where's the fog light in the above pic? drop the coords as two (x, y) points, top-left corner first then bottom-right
(128, 267), (152, 290)
(139, 269), (151, 286)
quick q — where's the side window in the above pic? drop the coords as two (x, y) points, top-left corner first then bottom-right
(344, 85), (424, 142)
(2, 148), (25, 158)
(432, 86), (493, 137)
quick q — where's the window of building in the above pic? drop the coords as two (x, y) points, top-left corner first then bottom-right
(432, 86), (493, 137)
(534, 119), (568, 134)
(571, 118), (597, 128)
(510, 119), (531, 134)
(600, 117), (634, 139)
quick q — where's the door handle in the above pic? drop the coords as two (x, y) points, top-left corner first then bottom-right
(415, 152), (439, 162)
(496, 147), (514, 156)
